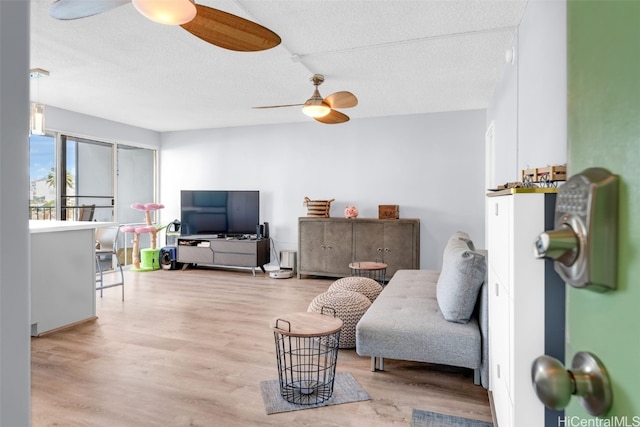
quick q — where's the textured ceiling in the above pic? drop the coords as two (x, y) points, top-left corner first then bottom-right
(30, 0), (527, 132)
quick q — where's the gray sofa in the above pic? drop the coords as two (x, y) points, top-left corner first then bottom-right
(355, 232), (489, 388)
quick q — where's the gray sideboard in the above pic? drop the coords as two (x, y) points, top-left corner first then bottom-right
(298, 217), (420, 280)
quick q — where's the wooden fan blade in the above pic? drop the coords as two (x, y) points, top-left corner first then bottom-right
(324, 91), (358, 109)
(314, 109), (350, 125)
(181, 5), (281, 51)
(253, 104), (304, 109)
(49, 0), (129, 20)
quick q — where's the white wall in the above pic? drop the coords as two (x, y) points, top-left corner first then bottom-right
(488, 0), (567, 185)
(487, 32), (519, 187)
(0, 1), (31, 424)
(160, 110), (487, 270)
(517, 0), (567, 170)
(46, 106), (161, 149)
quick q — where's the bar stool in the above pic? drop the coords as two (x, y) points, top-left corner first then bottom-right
(96, 226), (125, 300)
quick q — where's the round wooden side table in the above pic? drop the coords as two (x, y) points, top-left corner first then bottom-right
(349, 261), (388, 285)
(270, 311), (343, 405)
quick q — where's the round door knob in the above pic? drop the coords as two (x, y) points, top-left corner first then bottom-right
(531, 351), (612, 416)
(531, 355), (573, 410)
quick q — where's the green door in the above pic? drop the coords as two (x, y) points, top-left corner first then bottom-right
(566, 0), (640, 421)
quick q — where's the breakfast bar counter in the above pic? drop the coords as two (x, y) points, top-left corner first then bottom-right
(30, 220), (117, 336)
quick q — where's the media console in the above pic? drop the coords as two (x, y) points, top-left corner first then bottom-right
(177, 235), (270, 274)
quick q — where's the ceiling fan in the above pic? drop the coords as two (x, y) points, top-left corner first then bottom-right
(48, 0), (281, 52)
(255, 74), (358, 124)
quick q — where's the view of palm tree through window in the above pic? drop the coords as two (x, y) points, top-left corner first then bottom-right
(29, 134), (76, 220)
(30, 133), (157, 266)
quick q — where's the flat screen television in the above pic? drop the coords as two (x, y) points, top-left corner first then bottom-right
(180, 190), (259, 237)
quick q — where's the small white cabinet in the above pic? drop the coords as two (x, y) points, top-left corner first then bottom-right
(486, 190), (565, 427)
(29, 221), (117, 336)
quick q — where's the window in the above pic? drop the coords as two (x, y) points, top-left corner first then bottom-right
(61, 136), (114, 221)
(29, 133), (157, 223)
(29, 133), (58, 219)
(29, 133), (158, 265)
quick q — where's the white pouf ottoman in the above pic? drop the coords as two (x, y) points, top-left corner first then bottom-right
(307, 290), (372, 349)
(328, 276), (383, 303)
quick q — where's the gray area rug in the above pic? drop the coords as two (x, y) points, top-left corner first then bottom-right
(260, 371), (371, 414)
(412, 409), (493, 427)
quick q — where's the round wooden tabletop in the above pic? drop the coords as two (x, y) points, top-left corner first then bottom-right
(270, 312), (343, 337)
(349, 261), (388, 271)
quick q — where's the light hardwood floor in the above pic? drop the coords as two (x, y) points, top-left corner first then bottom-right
(31, 268), (491, 426)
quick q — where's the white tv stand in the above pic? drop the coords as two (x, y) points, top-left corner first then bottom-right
(177, 235), (270, 274)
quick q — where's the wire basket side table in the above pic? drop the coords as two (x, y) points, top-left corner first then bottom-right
(270, 311), (343, 405)
(349, 261), (388, 285)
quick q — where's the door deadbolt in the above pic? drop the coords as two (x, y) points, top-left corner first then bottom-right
(531, 351), (612, 416)
(533, 167), (619, 292)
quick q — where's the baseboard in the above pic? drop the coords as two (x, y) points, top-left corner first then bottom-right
(33, 316), (98, 337)
(487, 390), (498, 426)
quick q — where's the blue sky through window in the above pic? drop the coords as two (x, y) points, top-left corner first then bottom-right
(29, 134), (76, 181)
(29, 134), (54, 180)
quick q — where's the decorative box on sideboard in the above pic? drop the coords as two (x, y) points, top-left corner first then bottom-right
(378, 205), (399, 219)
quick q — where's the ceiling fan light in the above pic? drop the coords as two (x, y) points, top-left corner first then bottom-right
(132, 0), (197, 25)
(302, 105), (331, 118)
(302, 102), (331, 118)
(302, 90), (331, 118)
